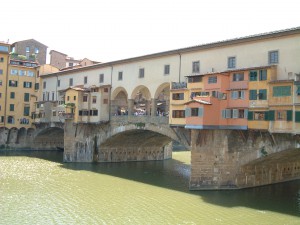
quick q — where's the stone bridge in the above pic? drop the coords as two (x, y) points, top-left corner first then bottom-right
(1, 117), (300, 190)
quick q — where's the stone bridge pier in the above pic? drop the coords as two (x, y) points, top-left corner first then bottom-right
(63, 117), (191, 163)
(190, 129), (300, 190)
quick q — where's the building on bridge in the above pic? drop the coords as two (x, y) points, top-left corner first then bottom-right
(34, 26), (300, 133)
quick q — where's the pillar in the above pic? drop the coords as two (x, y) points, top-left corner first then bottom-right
(151, 98), (157, 117)
(128, 99), (134, 116)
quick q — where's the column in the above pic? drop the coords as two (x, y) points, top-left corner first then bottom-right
(151, 98), (157, 117)
(128, 99), (134, 116)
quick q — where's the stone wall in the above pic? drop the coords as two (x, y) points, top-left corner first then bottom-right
(189, 129), (300, 190)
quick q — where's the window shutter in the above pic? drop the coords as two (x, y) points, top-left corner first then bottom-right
(222, 110), (226, 118)
(185, 108), (191, 117)
(295, 111), (300, 123)
(244, 109), (248, 119)
(198, 107), (203, 117)
(249, 90), (257, 100)
(226, 109), (232, 118)
(241, 91), (245, 99)
(232, 109), (238, 118)
(287, 110), (293, 121)
(269, 110), (275, 121)
(231, 91), (237, 99)
(248, 111), (253, 120)
(264, 111), (269, 120)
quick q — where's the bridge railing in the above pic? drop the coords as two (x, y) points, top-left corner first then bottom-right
(111, 115), (169, 124)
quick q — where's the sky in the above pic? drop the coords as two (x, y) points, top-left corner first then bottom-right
(1, 0), (299, 63)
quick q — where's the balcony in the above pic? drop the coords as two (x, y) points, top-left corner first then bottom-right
(171, 82), (187, 90)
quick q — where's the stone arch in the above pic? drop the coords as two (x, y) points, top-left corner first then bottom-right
(34, 127), (64, 150)
(16, 127), (27, 144)
(130, 85), (152, 116)
(111, 87), (129, 116)
(154, 82), (170, 117)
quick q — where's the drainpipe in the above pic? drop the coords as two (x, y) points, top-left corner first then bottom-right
(109, 65), (113, 121)
(4, 54), (9, 127)
(178, 52), (182, 83)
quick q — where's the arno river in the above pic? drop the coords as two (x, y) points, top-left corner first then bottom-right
(0, 150), (299, 225)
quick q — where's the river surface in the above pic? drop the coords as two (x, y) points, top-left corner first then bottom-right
(0, 150), (300, 225)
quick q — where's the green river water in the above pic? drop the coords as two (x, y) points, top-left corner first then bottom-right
(0, 150), (299, 225)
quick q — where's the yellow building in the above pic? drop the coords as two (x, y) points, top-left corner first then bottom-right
(0, 42), (10, 126)
(64, 85), (110, 123)
(247, 66), (277, 130)
(5, 58), (39, 129)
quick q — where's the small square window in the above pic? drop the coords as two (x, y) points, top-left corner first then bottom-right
(164, 65), (170, 75)
(118, 72), (123, 80)
(228, 57), (236, 69)
(139, 68), (144, 78)
(192, 61), (200, 73)
(269, 50), (279, 64)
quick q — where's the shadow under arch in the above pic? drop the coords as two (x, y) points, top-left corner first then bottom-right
(34, 127), (64, 150)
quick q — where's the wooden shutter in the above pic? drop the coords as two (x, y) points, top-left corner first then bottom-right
(287, 110), (293, 121)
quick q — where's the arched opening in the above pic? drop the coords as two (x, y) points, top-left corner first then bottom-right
(131, 85), (151, 116)
(154, 83), (170, 117)
(111, 87), (128, 116)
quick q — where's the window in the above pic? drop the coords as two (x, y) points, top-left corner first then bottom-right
(99, 74), (104, 83)
(259, 69), (267, 80)
(103, 99), (108, 104)
(118, 72), (123, 80)
(231, 90), (245, 99)
(43, 81), (46, 89)
(192, 61), (200, 73)
(249, 90), (257, 100)
(83, 95), (88, 102)
(10, 104), (14, 111)
(0, 116), (3, 123)
(0, 80), (2, 86)
(23, 82), (32, 88)
(7, 116), (14, 124)
(269, 50), (279, 64)
(69, 62), (73, 67)
(67, 96), (70, 101)
(0, 69), (2, 75)
(0, 57), (3, 62)
(10, 92), (15, 99)
(11, 69), (18, 75)
(84, 76), (87, 84)
(188, 76), (202, 83)
(92, 110), (98, 116)
(43, 92), (46, 101)
(69, 78), (73, 86)
(35, 83), (39, 90)
(35, 47), (39, 54)
(139, 68), (144, 78)
(172, 110), (185, 118)
(92, 96), (97, 103)
(104, 88), (109, 93)
(208, 76), (217, 84)
(0, 46), (9, 52)
(249, 70), (257, 81)
(228, 57), (236, 69)
(24, 93), (30, 102)
(172, 93), (184, 100)
(18, 70), (26, 76)
(258, 89), (267, 100)
(9, 80), (18, 87)
(26, 46), (30, 52)
(233, 73), (244, 81)
(273, 86), (291, 97)
(276, 110), (286, 120)
(191, 108), (199, 117)
(24, 106), (30, 116)
(164, 65), (170, 75)
(254, 112), (266, 120)
(27, 71), (34, 77)
(52, 92), (55, 100)
(57, 80), (60, 87)
(74, 96), (76, 100)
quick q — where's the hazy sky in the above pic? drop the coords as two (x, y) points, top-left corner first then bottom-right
(1, 0), (299, 63)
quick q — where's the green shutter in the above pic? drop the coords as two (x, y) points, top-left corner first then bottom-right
(249, 70), (258, 81)
(273, 86), (291, 97)
(248, 111), (253, 120)
(269, 110), (275, 121)
(264, 111), (269, 120)
(185, 108), (191, 117)
(295, 111), (300, 123)
(24, 93), (30, 102)
(259, 70), (267, 80)
(24, 107), (30, 116)
(287, 110), (293, 121)
(259, 89), (267, 100)
(198, 108), (203, 117)
(249, 90), (257, 100)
